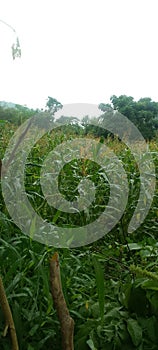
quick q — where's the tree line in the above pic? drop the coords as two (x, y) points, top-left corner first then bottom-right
(1, 95), (158, 140)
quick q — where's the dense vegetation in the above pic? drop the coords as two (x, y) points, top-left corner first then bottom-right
(0, 96), (158, 349)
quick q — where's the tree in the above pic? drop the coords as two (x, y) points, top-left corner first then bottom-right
(0, 104), (36, 125)
(110, 95), (134, 110)
(100, 95), (158, 140)
(46, 96), (63, 114)
(98, 103), (112, 112)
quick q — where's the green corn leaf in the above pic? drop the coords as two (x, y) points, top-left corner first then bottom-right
(127, 318), (142, 346)
(92, 256), (105, 322)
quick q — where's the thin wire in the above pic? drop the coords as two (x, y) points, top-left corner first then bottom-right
(0, 19), (16, 34)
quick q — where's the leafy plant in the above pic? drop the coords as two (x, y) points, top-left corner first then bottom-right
(0, 106), (158, 349)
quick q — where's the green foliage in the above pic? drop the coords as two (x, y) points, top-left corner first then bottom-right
(107, 95), (158, 140)
(0, 104), (36, 126)
(92, 256), (105, 322)
(0, 104), (158, 349)
(11, 37), (21, 60)
(127, 319), (142, 347)
(46, 96), (63, 114)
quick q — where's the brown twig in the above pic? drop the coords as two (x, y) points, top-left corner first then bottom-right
(50, 252), (74, 350)
(0, 276), (19, 350)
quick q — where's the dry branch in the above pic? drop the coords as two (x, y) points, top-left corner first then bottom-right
(0, 276), (19, 350)
(50, 252), (74, 350)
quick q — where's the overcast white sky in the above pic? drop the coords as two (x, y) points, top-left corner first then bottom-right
(0, 0), (158, 109)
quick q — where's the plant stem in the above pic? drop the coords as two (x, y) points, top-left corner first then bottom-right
(0, 276), (19, 350)
(50, 252), (74, 350)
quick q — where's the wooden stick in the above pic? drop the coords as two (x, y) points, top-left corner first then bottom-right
(0, 276), (19, 350)
(50, 252), (74, 350)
